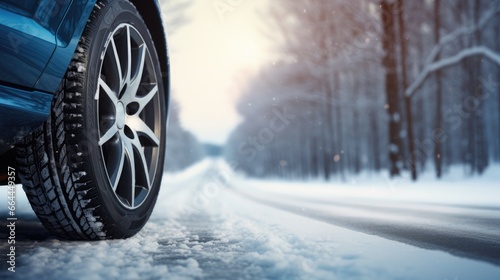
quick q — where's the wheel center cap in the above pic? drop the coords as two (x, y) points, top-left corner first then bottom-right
(116, 101), (125, 129)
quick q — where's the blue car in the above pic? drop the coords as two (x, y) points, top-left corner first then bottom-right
(0, 0), (169, 239)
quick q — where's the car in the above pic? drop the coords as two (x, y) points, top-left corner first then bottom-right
(0, 0), (169, 239)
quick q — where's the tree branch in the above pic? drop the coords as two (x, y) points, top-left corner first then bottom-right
(420, 4), (500, 70)
(406, 46), (500, 97)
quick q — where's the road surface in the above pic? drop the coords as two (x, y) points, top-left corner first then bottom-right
(1, 161), (499, 279)
(235, 184), (500, 266)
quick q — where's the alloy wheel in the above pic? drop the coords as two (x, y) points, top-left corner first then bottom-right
(96, 23), (162, 209)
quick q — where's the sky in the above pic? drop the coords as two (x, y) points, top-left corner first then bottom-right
(166, 0), (273, 144)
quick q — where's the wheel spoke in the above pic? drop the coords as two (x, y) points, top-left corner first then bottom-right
(137, 85), (158, 115)
(110, 38), (123, 89)
(97, 78), (118, 104)
(127, 116), (160, 147)
(123, 136), (136, 207)
(111, 142), (125, 192)
(131, 135), (152, 190)
(128, 44), (147, 98)
(125, 25), (132, 85)
(99, 125), (118, 146)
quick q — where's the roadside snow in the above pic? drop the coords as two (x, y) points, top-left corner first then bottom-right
(230, 164), (500, 207)
(221, 186), (500, 280)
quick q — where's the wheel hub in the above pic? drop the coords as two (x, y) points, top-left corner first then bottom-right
(116, 101), (125, 130)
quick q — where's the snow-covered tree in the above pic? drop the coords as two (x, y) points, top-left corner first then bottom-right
(226, 0), (500, 180)
(165, 100), (205, 172)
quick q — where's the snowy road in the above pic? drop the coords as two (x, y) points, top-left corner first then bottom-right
(1, 161), (500, 279)
(235, 185), (500, 266)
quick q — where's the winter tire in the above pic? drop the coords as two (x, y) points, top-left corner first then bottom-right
(15, 0), (167, 240)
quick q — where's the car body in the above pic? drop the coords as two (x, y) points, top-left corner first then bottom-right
(0, 0), (169, 175)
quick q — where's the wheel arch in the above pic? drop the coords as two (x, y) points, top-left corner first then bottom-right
(129, 0), (170, 109)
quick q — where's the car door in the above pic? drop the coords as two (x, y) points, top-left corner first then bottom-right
(0, 0), (71, 89)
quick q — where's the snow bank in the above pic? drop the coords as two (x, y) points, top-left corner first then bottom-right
(231, 163), (500, 207)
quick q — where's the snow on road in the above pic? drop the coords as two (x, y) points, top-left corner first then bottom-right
(1, 160), (500, 279)
(231, 164), (500, 266)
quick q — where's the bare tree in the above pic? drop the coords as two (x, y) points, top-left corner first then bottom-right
(381, 0), (403, 177)
(397, 0), (417, 180)
(226, 0), (500, 181)
(434, 0), (443, 178)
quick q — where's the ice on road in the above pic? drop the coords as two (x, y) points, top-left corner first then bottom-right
(1, 160), (500, 279)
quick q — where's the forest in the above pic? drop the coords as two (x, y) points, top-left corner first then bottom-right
(164, 100), (205, 172)
(224, 0), (500, 180)
(159, 0), (205, 172)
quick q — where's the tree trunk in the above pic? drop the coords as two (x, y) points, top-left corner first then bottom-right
(459, 0), (471, 171)
(473, 0), (489, 174)
(333, 71), (345, 179)
(416, 23), (426, 171)
(397, 0), (417, 180)
(367, 62), (382, 172)
(321, 9), (334, 180)
(434, 0), (443, 178)
(353, 75), (361, 174)
(381, 0), (403, 177)
(498, 15), (500, 163)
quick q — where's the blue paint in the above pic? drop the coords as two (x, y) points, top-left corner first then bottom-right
(0, 0), (168, 155)
(0, 84), (52, 154)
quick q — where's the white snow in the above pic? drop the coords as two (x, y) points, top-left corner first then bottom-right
(223, 185), (500, 280)
(388, 143), (399, 153)
(231, 163), (500, 207)
(1, 160), (499, 279)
